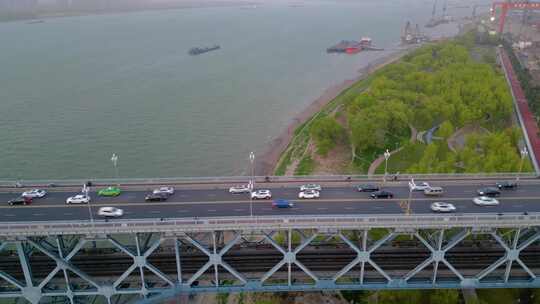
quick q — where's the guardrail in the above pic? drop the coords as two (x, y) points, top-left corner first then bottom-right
(0, 173), (537, 188)
(0, 213), (537, 237)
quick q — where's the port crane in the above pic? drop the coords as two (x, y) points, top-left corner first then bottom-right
(491, 1), (540, 33)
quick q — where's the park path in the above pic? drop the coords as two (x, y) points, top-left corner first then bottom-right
(367, 125), (417, 176)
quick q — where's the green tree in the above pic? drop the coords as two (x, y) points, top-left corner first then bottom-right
(438, 121), (455, 139)
(309, 116), (344, 156)
(377, 290), (423, 304)
(429, 289), (460, 304)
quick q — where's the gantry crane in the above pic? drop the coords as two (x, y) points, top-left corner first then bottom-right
(491, 1), (540, 33)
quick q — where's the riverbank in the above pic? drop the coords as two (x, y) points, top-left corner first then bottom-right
(0, 0), (259, 23)
(255, 45), (419, 175)
(268, 28), (533, 176)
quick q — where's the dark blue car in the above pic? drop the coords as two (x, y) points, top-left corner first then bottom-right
(272, 199), (294, 208)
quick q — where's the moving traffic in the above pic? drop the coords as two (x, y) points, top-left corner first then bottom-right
(0, 178), (534, 222)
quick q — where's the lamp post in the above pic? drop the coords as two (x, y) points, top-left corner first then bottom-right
(111, 153), (119, 185)
(407, 187), (413, 215)
(83, 184), (93, 224)
(383, 149), (391, 184)
(249, 152), (255, 217)
(517, 147), (528, 183)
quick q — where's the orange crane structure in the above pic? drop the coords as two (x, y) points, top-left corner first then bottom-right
(491, 1), (540, 33)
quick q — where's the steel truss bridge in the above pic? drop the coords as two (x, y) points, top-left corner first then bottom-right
(2, 213), (540, 303)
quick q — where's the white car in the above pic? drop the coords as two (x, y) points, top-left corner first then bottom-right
(22, 189), (47, 198)
(66, 195), (90, 204)
(153, 187), (174, 195)
(409, 180), (431, 191)
(298, 190), (320, 199)
(251, 190), (272, 199)
(98, 207), (124, 217)
(473, 196), (500, 206)
(430, 202), (456, 213)
(229, 185), (251, 194)
(300, 184), (322, 191)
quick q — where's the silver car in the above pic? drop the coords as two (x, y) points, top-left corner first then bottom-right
(66, 194), (90, 204)
(229, 185), (251, 194)
(98, 207), (124, 217)
(473, 196), (500, 206)
(153, 187), (175, 195)
(251, 190), (272, 199)
(298, 190), (320, 199)
(22, 189), (47, 198)
(430, 202), (456, 213)
(300, 184), (322, 191)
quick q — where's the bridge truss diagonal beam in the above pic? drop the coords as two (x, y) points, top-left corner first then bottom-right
(4, 222), (540, 303)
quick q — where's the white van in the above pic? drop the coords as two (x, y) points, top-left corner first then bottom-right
(424, 187), (444, 196)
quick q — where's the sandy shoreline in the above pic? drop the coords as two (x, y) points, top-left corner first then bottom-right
(254, 46), (419, 175)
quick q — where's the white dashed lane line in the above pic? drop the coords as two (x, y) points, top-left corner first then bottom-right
(208, 209), (217, 212)
(344, 207), (356, 210)
(234, 209), (246, 212)
(150, 211), (160, 214)
(317, 208), (328, 210)
(4, 214), (15, 217)
(32, 213), (45, 216)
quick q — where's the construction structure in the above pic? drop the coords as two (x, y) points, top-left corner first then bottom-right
(426, 0), (452, 28)
(491, 1), (540, 34)
(401, 21), (428, 44)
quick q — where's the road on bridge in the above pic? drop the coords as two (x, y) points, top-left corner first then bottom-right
(0, 180), (539, 222)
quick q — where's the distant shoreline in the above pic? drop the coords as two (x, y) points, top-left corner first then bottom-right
(0, 1), (259, 23)
(254, 45), (420, 176)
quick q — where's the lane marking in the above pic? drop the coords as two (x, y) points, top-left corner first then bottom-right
(317, 208), (328, 210)
(4, 196), (540, 210)
(4, 214), (15, 217)
(32, 213), (45, 216)
(150, 211), (161, 214)
(344, 207), (356, 210)
(234, 209), (245, 212)
(208, 209), (217, 212)
(63, 213), (73, 216)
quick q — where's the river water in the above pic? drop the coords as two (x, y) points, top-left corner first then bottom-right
(0, 0), (472, 179)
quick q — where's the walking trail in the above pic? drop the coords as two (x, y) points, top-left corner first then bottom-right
(367, 125), (418, 176)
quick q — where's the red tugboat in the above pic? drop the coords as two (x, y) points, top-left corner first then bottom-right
(327, 37), (381, 54)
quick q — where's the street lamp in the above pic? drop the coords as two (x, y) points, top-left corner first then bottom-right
(383, 149), (391, 184)
(249, 152), (255, 217)
(111, 153), (119, 184)
(517, 147), (528, 183)
(83, 184), (93, 224)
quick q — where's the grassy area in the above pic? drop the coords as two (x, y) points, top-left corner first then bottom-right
(295, 155), (315, 175)
(374, 142), (426, 174)
(274, 148), (293, 176)
(477, 289), (520, 304)
(273, 72), (377, 175)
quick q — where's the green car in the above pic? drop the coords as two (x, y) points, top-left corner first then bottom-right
(98, 186), (121, 197)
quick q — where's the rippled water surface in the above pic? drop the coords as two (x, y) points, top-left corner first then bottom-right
(0, 0), (467, 179)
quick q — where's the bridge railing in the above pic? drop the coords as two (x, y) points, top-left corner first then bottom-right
(0, 213), (537, 236)
(0, 173), (536, 188)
